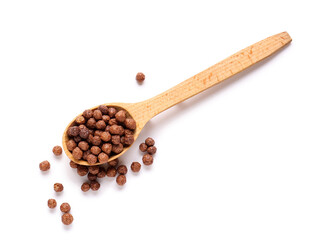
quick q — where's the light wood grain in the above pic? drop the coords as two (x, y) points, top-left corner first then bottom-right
(63, 32), (292, 166)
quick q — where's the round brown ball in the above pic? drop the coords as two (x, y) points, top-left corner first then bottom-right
(72, 147), (83, 160)
(124, 118), (136, 130)
(62, 213), (73, 225)
(79, 128), (90, 139)
(91, 136), (102, 146)
(87, 154), (97, 165)
(102, 143), (112, 155)
(47, 199), (57, 209)
(98, 152), (109, 163)
(131, 162), (141, 172)
(142, 154), (154, 165)
(86, 118), (97, 129)
(77, 165), (88, 176)
(136, 72), (145, 82)
(111, 135), (121, 145)
(117, 165), (128, 175)
(102, 115), (110, 123)
(54, 183), (64, 192)
(98, 105), (109, 115)
(97, 167), (107, 178)
(93, 109), (103, 120)
(83, 109), (93, 119)
(108, 107), (117, 118)
(39, 160), (50, 171)
(87, 172), (97, 181)
(115, 110), (126, 123)
(96, 120), (106, 130)
(116, 175), (126, 186)
(81, 182), (90, 192)
(78, 141), (89, 151)
(67, 139), (77, 151)
(75, 115), (86, 125)
(68, 126), (80, 137)
(52, 146), (62, 156)
(90, 146), (101, 155)
(107, 167), (117, 177)
(145, 137), (155, 146)
(139, 143), (147, 152)
(90, 180), (100, 191)
(123, 135), (134, 145)
(147, 146), (157, 155)
(100, 131), (111, 142)
(69, 161), (78, 169)
(88, 166), (100, 175)
(108, 159), (119, 167)
(60, 203), (71, 213)
(108, 118), (118, 126)
(112, 143), (124, 154)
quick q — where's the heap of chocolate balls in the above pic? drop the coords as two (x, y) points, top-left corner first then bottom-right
(66, 105), (136, 165)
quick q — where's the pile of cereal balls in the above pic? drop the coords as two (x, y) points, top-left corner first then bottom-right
(66, 105), (136, 165)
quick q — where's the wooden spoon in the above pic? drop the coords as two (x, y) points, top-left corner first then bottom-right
(63, 32), (292, 166)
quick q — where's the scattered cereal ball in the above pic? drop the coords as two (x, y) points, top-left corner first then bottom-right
(47, 199), (57, 209)
(83, 109), (93, 119)
(139, 143), (147, 152)
(39, 160), (50, 171)
(90, 180), (100, 191)
(131, 162), (141, 172)
(68, 126), (80, 137)
(54, 183), (64, 192)
(81, 182), (90, 192)
(77, 165), (88, 176)
(145, 137), (155, 146)
(108, 159), (119, 167)
(87, 173), (97, 181)
(86, 154), (97, 165)
(75, 115), (86, 125)
(67, 139), (77, 151)
(88, 166), (100, 175)
(117, 165), (128, 175)
(136, 72), (145, 82)
(69, 161), (78, 169)
(98, 105), (109, 115)
(72, 147), (83, 160)
(98, 152), (109, 164)
(52, 146), (62, 156)
(60, 203), (71, 213)
(116, 175), (126, 186)
(107, 167), (117, 177)
(62, 213), (74, 225)
(108, 107), (117, 118)
(78, 141), (89, 151)
(124, 118), (136, 130)
(147, 146), (157, 155)
(93, 109), (103, 120)
(142, 154), (153, 165)
(97, 167), (106, 178)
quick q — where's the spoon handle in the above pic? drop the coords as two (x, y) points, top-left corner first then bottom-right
(138, 32), (291, 120)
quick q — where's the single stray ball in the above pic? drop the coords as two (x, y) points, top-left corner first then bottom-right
(136, 72), (145, 82)
(139, 143), (148, 152)
(145, 137), (155, 146)
(47, 199), (57, 209)
(54, 183), (64, 192)
(142, 154), (153, 165)
(60, 203), (71, 213)
(39, 160), (50, 171)
(90, 180), (100, 191)
(147, 146), (157, 155)
(52, 146), (62, 156)
(131, 162), (141, 172)
(81, 182), (90, 192)
(117, 165), (128, 175)
(62, 213), (74, 225)
(116, 174), (127, 186)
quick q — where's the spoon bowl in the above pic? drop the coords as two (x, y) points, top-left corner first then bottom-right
(63, 32), (292, 166)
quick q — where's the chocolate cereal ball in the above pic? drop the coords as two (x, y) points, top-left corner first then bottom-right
(88, 166), (100, 175)
(147, 146), (157, 155)
(68, 126), (80, 137)
(112, 143), (123, 154)
(90, 146), (101, 155)
(98, 152), (109, 163)
(77, 165), (88, 176)
(142, 154), (153, 165)
(116, 175), (126, 186)
(115, 110), (126, 123)
(117, 165), (128, 175)
(90, 180), (100, 191)
(39, 160), (50, 171)
(87, 173), (97, 181)
(108, 107), (117, 118)
(124, 118), (136, 130)
(98, 105), (109, 115)
(145, 137), (155, 146)
(79, 128), (90, 139)
(87, 154), (97, 165)
(136, 72), (145, 82)
(47, 199), (57, 209)
(97, 167), (107, 178)
(54, 183), (64, 192)
(81, 182), (90, 192)
(62, 213), (74, 225)
(78, 141), (89, 151)
(60, 203), (71, 213)
(100, 131), (111, 142)
(75, 115), (86, 124)
(72, 147), (83, 160)
(139, 143), (148, 152)
(67, 140), (77, 151)
(93, 109), (103, 120)
(83, 109), (93, 119)
(102, 143), (112, 155)
(107, 167), (117, 177)
(52, 146), (62, 156)
(131, 162), (141, 172)
(123, 135), (134, 145)
(96, 120), (106, 130)
(69, 160), (78, 169)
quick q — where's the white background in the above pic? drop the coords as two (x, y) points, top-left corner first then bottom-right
(0, 0), (324, 239)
